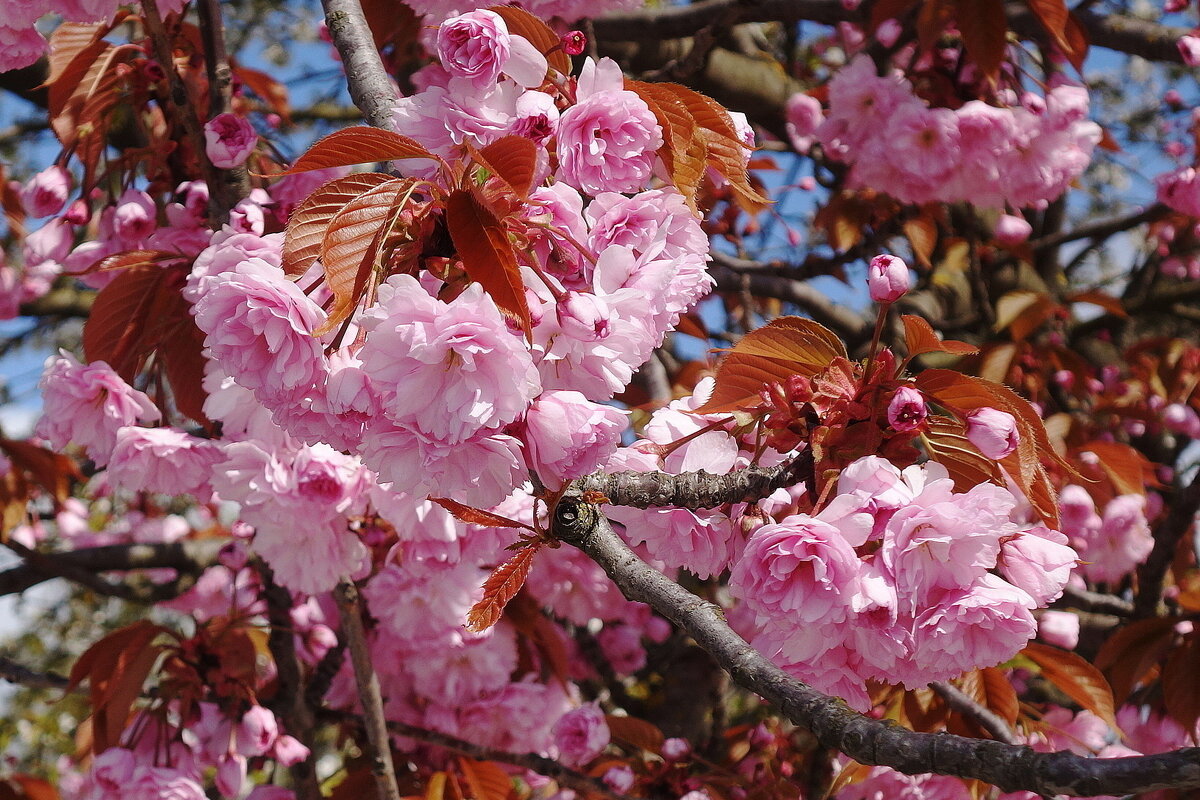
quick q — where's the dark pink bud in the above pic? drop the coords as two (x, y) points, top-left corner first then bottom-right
(562, 30), (586, 56)
(966, 406), (1019, 459)
(867, 254), (910, 304)
(887, 386), (926, 432)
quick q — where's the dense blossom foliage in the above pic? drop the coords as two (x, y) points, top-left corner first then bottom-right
(2, 1), (1200, 800)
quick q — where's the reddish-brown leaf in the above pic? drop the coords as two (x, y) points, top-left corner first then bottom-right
(1022, 642), (1117, 728)
(921, 416), (1004, 491)
(445, 188), (532, 340)
(1061, 11), (1090, 71)
(1065, 289), (1127, 318)
(234, 66), (292, 124)
(994, 290), (1058, 342)
(466, 545), (541, 633)
(1077, 440), (1152, 496)
(954, 0), (1008, 84)
(0, 775), (60, 800)
(1094, 617), (1176, 704)
(457, 758), (514, 800)
(605, 715), (664, 753)
(431, 498), (535, 531)
(628, 81), (707, 212)
(1162, 633), (1200, 730)
(157, 303), (212, 426)
(902, 687), (950, 732)
(0, 440), (81, 508)
(82, 264), (171, 379)
(45, 33), (110, 120)
(977, 667), (1019, 727)
(475, 136), (539, 198)
(869, 0), (921, 31)
(901, 315), (978, 358)
(903, 214), (938, 268)
(695, 316), (847, 413)
(504, 591), (571, 684)
(315, 178), (411, 335)
(282, 173), (395, 276)
(488, 5), (568, 77)
(273, 127), (438, 176)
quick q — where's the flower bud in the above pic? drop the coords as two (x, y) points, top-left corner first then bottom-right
(993, 213), (1032, 246)
(966, 406), (1019, 459)
(561, 30), (587, 56)
(272, 734), (311, 766)
(1038, 610), (1080, 650)
(216, 753), (247, 799)
(867, 254), (910, 304)
(21, 165), (71, 218)
(556, 291), (611, 340)
(1180, 34), (1200, 67)
(886, 386), (926, 432)
(204, 112), (257, 169)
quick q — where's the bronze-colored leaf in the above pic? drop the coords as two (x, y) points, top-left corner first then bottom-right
(1022, 642), (1117, 729)
(283, 173), (395, 276)
(1094, 617), (1176, 704)
(1161, 633), (1200, 730)
(953, 0), (1008, 84)
(978, 667), (1019, 728)
(445, 188), (532, 340)
(605, 715), (664, 753)
(695, 317), (847, 413)
(475, 136), (539, 198)
(1065, 289), (1127, 318)
(273, 127), (438, 176)
(431, 497), (535, 531)
(921, 416), (1004, 491)
(1077, 440), (1153, 497)
(82, 263), (171, 379)
(466, 545), (541, 633)
(901, 315), (978, 358)
(233, 66), (292, 124)
(457, 758), (515, 800)
(488, 5), (569, 76)
(627, 81), (707, 212)
(903, 214), (938, 269)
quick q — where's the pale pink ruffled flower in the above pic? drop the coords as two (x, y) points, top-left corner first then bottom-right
(785, 93), (823, 152)
(521, 390), (627, 488)
(0, 25), (47, 73)
(437, 10), (511, 90)
(998, 524), (1077, 604)
(107, 426), (222, 497)
(556, 58), (663, 194)
(36, 351), (161, 463)
(359, 274), (540, 446)
(552, 703), (610, 767)
(204, 113), (257, 169)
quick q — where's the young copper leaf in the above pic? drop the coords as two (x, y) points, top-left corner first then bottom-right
(953, 0), (1008, 85)
(487, 5), (569, 76)
(977, 666), (1019, 727)
(901, 315), (978, 358)
(605, 715), (664, 753)
(0, 439), (81, 508)
(994, 291), (1058, 341)
(315, 178), (410, 336)
(465, 544), (541, 633)
(82, 263), (171, 379)
(903, 214), (938, 268)
(695, 316), (847, 413)
(1094, 617), (1176, 704)
(1065, 289), (1126, 318)
(233, 66), (292, 124)
(273, 127), (438, 176)
(445, 188), (532, 340)
(1022, 642), (1117, 729)
(504, 590), (571, 684)
(283, 173), (395, 276)
(628, 81), (707, 212)
(1161, 632), (1200, 730)
(475, 136), (539, 198)
(1077, 440), (1153, 497)
(921, 416), (1004, 491)
(157, 302), (212, 426)
(1061, 11), (1090, 71)
(457, 758), (515, 800)
(45, 31), (110, 120)
(431, 497), (535, 531)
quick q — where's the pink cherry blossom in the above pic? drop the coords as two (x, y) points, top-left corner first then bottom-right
(21, 165), (71, 217)
(994, 213), (1033, 245)
(785, 93), (824, 152)
(556, 58), (663, 194)
(998, 524), (1077, 604)
(107, 426), (222, 497)
(437, 11), (510, 90)
(0, 25), (47, 73)
(1038, 609), (1080, 649)
(552, 703), (610, 767)
(967, 406), (1020, 458)
(521, 390), (627, 488)
(204, 113), (257, 169)
(887, 386), (926, 432)
(36, 351), (161, 463)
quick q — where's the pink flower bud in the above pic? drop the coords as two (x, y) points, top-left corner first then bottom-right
(1179, 34), (1200, 67)
(875, 18), (902, 47)
(993, 213), (1032, 246)
(966, 406), (1019, 459)
(867, 254), (910, 304)
(1038, 610), (1080, 650)
(661, 737), (691, 761)
(204, 112), (257, 169)
(216, 754), (247, 798)
(556, 291), (611, 341)
(236, 705), (279, 757)
(886, 386), (926, 432)
(21, 165), (71, 218)
(561, 30), (586, 56)
(271, 734), (311, 766)
(603, 766), (635, 793)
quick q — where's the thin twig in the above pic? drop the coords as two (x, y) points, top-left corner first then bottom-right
(1134, 470), (1200, 618)
(335, 578), (402, 800)
(0, 539), (225, 597)
(0, 655), (71, 691)
(196, 0), (251, 213)
(930, 681), (1021, 746)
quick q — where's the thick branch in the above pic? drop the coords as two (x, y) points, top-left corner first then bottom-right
(551, 499), (1200, 797)
(578, 451), (814, 510)
(0, 539), (225, 597)
(335, 578), (402, 800)
(321, 0), (398, 130)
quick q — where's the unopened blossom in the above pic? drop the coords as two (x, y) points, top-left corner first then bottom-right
(215, 754), (247, 799)
(36, 351), (161, 463)
(204, 113), (257, 169)
(867, 254), (910, 303)
(785, 93), (824, 153)
(552, 703), (610, 767)
(966, 406), (1020, 459)
(994, 213), (1033, 245)
(556, 58), (663, 194)
(1179, 34), (1200, 66)
(236, 705), (279, 757)
(555, 291), (611, 341)
(1038, 610), (1080, 650)
(112, 188), (157, 243)
(887, 386), (927, 432)
(20, 165), (71, 217)
(521, 390), (627, 487)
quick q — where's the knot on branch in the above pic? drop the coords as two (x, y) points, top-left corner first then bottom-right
(551, 494), (602, 546)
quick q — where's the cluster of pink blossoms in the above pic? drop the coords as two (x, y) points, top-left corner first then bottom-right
(787, 55), (1101, 209)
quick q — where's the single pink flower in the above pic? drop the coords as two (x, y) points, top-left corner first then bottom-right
(20, 165), (71, 217)
(204, 112), (257, 169)
(521, 390), (627, 488)
(994, 213), (1033, 246)
(552, 703), (610, 767)
(887, 386), (927, 432)
(437, 11), (510, 90)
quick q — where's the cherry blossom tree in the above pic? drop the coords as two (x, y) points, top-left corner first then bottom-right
(1, 0), (1200, 799)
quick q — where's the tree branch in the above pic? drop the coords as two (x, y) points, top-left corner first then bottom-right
(321, 0), (398, 130)
(930, 681), (1020, 746)
(551, 497), (1200, 797)
(196, 0), (251, 213)
(1134, 469), (1200, 618)
(335, 578), (402, 800)
(0, 539), (225, 597)
(0, 655), (70, 691)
